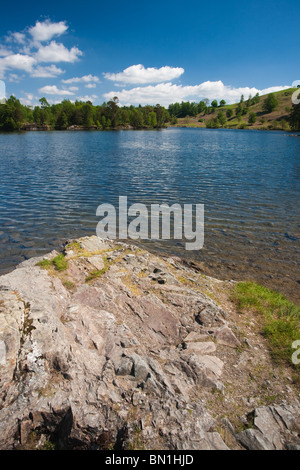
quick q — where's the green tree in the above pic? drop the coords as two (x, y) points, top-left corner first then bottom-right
(289, 102), (300, 130)
(252, 93), (260, 105)
(248, 112), (257, 124)
(101, 115), (107, 129)
(130, 108), (144, 128)
(206, 117), (221, 128)
(198, 101), (206, 113)
(3, 117), (17, 131)
(211, 100), (218, 108)
(226, 108), (233, 119)
(219, 99), (226, 107)
(262, 93), (278, 113)
(147, 111), (157, 128)
(39, 97), (50, 109)
(235, 102), (242, 119)
(217, 111), (226, 127)
(154, 104), (168, 128)
(56, 112), (69, 129)
(81, 102), (94, 127)
(107, 96), (120, 127)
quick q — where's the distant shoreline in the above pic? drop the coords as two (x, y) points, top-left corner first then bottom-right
(0, 125), (298, 133)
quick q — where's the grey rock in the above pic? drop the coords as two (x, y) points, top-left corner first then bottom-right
(214, 326), (241, 348)
(0, 236), (299, 451)
(131, 354), (151, 381)
(185, 341), (216, 354)
(196, 302), (227, 326)
(237, 428), (274, 450)
(236, 405), (300, 451)
(116, 357), (133, 376)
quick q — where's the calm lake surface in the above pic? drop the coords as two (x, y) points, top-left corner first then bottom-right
(0, 128), (299, 303)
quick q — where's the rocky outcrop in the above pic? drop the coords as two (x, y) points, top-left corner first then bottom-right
(0, 236), (299, 450)
(236, 405), (300, 450)
(21, 124), (51, 131)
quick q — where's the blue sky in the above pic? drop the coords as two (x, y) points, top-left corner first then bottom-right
(0, 0), (299, 107)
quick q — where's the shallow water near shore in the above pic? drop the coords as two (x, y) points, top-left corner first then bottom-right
(0, 128), (299, 303)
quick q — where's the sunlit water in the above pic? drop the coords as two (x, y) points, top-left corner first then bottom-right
(0, 128), (299, 302)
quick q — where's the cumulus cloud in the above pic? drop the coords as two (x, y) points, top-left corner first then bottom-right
(85, 83), (96, 88)
(103, 81), (290, 106)
(38, 85), (74, 96)
(103, 64), (184, 84)
(35, 41), (83, 63)
(61, 74), (100, 84)
(29, 20), (68, 42)
(30, 64), (65, 77)
(0, 19), (86, 81)
(0, 53), (36, 78)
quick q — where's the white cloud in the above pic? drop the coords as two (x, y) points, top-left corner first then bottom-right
(7, 32), (26, 44)
(62, 74), (100, 84)
(0, 53), (36, 78)
(103, 64), (184, 84)
(0, 46), (13, 57)
(76, 94), (98, 102)
(6, 53), (36, 71)
(29, 20), (68, 42)
(20, 92), (38, 106)
(0, 20), (83, 80)
(38, 85), (74, 96)
(85, 83), (96, 88)
(8, 73), (23, 83)
(35, 41), (83, 63)
(103, 81), (290, 107)
(68, 86), (79, 91)
(30, 64), (65, 77)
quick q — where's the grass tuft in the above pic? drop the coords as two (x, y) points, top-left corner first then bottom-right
(36, 254), (68, 272)
(85, 257), (110, 282)
(52, 254), (68, 271)
(231, 282), (300, 369)
(36, 259), (52, 268)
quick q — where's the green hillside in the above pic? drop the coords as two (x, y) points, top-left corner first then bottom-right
(169, 88), (300, 131)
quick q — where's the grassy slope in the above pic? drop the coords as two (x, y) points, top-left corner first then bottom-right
(170, 88), (297, 131)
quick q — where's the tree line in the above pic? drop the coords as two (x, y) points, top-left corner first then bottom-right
(0, 96), (170, 131)
(0, 91), (299, 132)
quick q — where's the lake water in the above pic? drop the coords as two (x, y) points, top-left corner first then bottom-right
(0, 128), (299, 303)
